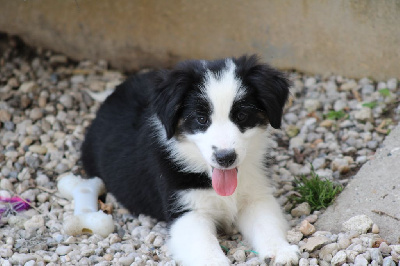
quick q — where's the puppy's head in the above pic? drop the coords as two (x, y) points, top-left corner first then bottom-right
(153, 55), (290, 196)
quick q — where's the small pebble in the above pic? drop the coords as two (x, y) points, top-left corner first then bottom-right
(291, 202), (311, 217)
(331, 250), (347, 265)
(30, 108), (43, 121)
(56, 245), (73, 256)
(299, 220), (316, 236)
(342, 215), (373, 234)
(233, 249), (246, 262)
(372, 224), (380, 234)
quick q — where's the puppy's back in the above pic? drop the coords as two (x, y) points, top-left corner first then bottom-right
(81, 71), (156, 178)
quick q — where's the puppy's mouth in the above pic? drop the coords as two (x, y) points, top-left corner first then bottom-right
(211, 167), (238, 196)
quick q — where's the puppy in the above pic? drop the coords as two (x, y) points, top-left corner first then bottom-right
(81, 55), (299, 265)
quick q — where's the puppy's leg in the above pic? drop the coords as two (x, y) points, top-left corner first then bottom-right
(237, 196), (299, 265)
(168, 211), (230, 266)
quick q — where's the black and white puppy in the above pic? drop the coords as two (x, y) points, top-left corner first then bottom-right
(81, 55), (299, 265)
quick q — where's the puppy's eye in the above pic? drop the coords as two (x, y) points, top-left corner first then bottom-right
(236, 111), (248, 122)
(197, 116), (208, 125)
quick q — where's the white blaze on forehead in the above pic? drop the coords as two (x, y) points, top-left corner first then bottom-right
(203, 59), (244, 121)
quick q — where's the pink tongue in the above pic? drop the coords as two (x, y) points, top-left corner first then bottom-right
(211, 168), (238, 196)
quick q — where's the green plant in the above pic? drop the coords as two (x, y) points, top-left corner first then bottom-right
(323, 110), (348, 120)
(379, 88), (391, 97)
(291, 166), (343, 211)
(362, 101), (378, 109)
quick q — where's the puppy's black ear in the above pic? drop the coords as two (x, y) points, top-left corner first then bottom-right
(236, 55), (290, 129)
(153, 63), (203, 139)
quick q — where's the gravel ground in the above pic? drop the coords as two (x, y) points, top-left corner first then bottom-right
(1, 36), (400, 266)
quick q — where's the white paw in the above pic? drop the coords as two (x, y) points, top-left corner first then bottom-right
(259, 243), (300, 265)
(274, 244), (300, 265)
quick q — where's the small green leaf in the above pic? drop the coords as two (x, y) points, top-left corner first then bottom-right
(362, 101), (378, 109)
(379, 88), (391, 97)
(324, 110), (347, 120)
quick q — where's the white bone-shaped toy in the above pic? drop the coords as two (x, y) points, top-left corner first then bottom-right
(57, 174), (114, 237)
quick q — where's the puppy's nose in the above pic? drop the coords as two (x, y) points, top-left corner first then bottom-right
(214, 149), (237, 168)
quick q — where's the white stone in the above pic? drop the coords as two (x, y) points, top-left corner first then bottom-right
(319, 243), (339, 260)
(10, 254), (36, 265)
(354, 107), (372, 121)
(379, 242), (392, 254)
(370, 248), (383, 264)
(305, 214), (318, 224)
(341, 80), (358, 91)
(312, 157), (325, 170)
(331, 158), (349, 171)
(0, 248), (13, 258)
(17, 167), (31, 181)
(36, 174), (50, 186)
(338, 237), (351, 249)
(300, 236), (330, 252)
(382, 257), (395, 266)
(377, 81), (387, 90)
(361, 84), (375, 95)
(342, 215), (373, 234)
(287, 229), (303, 244)
(304, 99), (321, 113)
(29, 145), (48, 155)
(0, 178), (13, 191)
(144, 232), (156, 245)
(24, 260), (36, 266)
(299, 258), (309, 266)
(387, 78), (397, 90)
(153, 235), (164, 247)
(309, 258), (318, 266)
(56, 245), (73, 256)
(305, 77), (317, 87)
(71, 75), (85, 84)
(118, 255), (135, 266)
(315, 169), (333, 180)
(390, 245), (400, 253)
(356, 156), (367, 164)
(354, 254), (368, 266)
(291, 202), (311, 217)
(334, 100), (347, 111)
(289, 136), (304, 150)
(19, 81), (37, 93)
(233, 249), (246, 262)
(284, 113), (298, 123)
(59, 95), (73, 109)
(24, 215), (44, 231)
(331, 250), (347, 265)
(30, 107), (43, 121)
(371, 224), (380, 234)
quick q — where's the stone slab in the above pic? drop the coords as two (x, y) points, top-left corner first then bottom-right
(316, 125), (400, 244)
(0, 0), (400, 79)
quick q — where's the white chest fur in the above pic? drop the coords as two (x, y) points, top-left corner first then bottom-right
(176, 162), (272, 230)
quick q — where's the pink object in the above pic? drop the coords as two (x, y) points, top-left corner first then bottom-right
(0, 196), (31, 219)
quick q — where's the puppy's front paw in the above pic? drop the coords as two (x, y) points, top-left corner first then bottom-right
(274, 244), (299, 265)
(259, 243), (299, 265)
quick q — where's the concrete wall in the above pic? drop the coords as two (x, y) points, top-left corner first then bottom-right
(0, 0), (399, 79)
